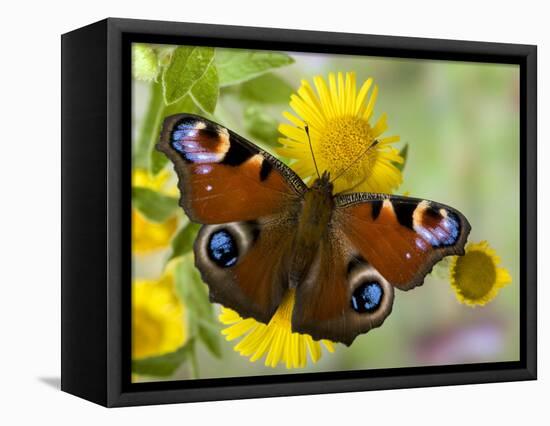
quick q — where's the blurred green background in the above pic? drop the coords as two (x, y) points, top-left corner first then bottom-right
(131, 44), (519, 381)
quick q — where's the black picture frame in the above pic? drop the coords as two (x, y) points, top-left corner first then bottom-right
(61, 17), (537, 407)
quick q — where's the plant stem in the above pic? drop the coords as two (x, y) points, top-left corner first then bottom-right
(189, 348), (200, 379)
(134, 80), (165, 169)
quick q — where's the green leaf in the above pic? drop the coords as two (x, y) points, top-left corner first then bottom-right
(197, 319), (222, 358)
(169, 222), (201, 260)
(175, 260), (212, 317)
(190, 63), (219, 114)
(150, 147), (169, 176)
(132, 340), (195, 377)
(216, 50), (294, 87)
(240, 73), (294, 104)
(174, 259), (208, 318)
(244, 105), (279, 146)
(173, 257), (222, 358)
(132, 187), (178, 223)
(431, 256), (452, 280)
(162, 46), (215, 105)
(395, 143), (409, 172)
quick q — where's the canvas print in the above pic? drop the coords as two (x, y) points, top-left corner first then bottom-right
(131, 43), (519, 382)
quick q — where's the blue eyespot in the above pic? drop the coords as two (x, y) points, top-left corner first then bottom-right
(351, 282), (383, 313)
(417, 210), (461, 248)
(208, 229), (238, 268)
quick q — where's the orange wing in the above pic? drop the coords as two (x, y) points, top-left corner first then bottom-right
(292, 228), (395, 346)
(157, 114), (306, 321)
(334, 193), (471, 290)
(194, 219), (295, 322)
(157, 114), (306, 224)
(292, 194), (470, 345)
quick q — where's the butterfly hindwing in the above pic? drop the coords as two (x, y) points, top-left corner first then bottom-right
(292, 228), (395, 346)
(194, 217), (296, 322)
(157, 113), (306, 224)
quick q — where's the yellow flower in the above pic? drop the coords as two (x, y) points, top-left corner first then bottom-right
(132, 209), (178, 254)
(132, 168), (179, 254)
(132, 271), (187, 359)
(132, 168), (178, 197)
(277, 71), (403, 194)
(219, 289), (335, 368)
(450, 241), (512, 306)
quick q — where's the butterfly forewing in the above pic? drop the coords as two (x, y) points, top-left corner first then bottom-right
(335, 193), (471, 289)
(157, 113), (306, 224)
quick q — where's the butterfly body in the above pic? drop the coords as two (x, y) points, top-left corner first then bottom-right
(291, 171), (334, 287)
(158, 113), (471, 346)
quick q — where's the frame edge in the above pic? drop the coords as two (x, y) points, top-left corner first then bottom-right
(61, 19), (109, 407)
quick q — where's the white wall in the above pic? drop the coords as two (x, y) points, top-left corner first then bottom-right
(1, 0), (545, 424)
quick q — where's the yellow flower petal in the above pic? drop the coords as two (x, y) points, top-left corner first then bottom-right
(297, 83), (326, 123)
(221, 318), (257, 341)
(219, 289), (335, 368)
(282, 110), (306, 128)
(378, 135), (401, 145)
(132, 271), (187, 360)
(313, 75), (336, 118)
(279, 122), (307, 143)
(322, 340), (335, 353)
(306, 335), (321, 363)
(132, 208), (178, 254)
(218, 307), (241, 324)
(355, 77), (373, 115)
(363, 85), (379, 121)
(133, 168), (178, 196)
(132, 168), (179, 254)
(344, 72), (356, 115)
(328, 73), (339, 115)
(337, 72), (345, 114)
(289, 95), (325, 130)
(286, 159), (316, 178)
(371, 113), (388, 138)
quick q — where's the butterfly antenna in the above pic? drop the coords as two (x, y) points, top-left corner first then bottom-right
(304, 125), (321, 179)
(330, 139), (380, 184)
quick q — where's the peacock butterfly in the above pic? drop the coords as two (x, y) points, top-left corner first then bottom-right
(157, 113), (471, 346)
